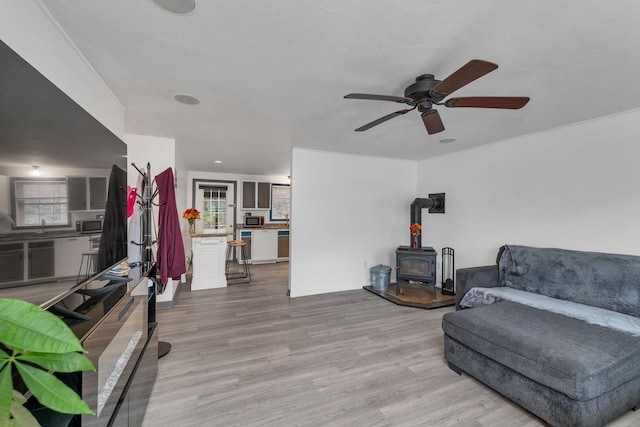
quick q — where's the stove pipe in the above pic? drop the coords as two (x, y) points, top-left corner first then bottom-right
(410, 193), (445, 247)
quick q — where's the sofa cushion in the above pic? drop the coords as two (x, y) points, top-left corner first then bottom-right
(498, 245), (640, 317)
(442, 301), (640, 400)
(459, 286), (640, 336)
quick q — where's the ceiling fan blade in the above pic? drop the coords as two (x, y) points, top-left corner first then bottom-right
(354, 109), (413, 132)
(421, 110), (445, 135)
(444, 96), (530, 109)
(345, 93), (414, 104)
(430, 59), (498, 97)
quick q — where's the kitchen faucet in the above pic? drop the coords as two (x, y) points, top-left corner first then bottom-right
(41, 218), (46, 233)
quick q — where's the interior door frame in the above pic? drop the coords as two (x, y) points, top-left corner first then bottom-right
(191, 179), (238, 233)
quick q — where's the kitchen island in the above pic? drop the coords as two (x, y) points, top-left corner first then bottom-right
(188, 231), (233, 291)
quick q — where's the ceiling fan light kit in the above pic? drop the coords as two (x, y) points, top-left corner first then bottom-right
(150, 0), (197, 15)
(345, 59), (530, 135)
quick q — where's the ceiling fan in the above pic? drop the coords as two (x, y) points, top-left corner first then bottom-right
(344, 59), (530, 135)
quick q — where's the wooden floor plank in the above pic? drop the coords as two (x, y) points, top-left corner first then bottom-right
(142, 262), (640, 426)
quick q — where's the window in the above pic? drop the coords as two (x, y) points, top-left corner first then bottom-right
(270, 184), (290, 221)
(201, 186), (227, 229)
(11, 178), (70, 228)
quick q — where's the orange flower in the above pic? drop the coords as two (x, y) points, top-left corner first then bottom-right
(182, 208), (201, 222)
(410, 223), (422, 237)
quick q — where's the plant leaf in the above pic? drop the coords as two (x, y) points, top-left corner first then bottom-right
(0, 299), (84, 354)
(0, 366), (12, 421)
(0, 212), (15, 226)
(8, 400), (39, 427)
(11, 391), (26, 406)
(14, 363), (93, 415)
(17, 352), (94, 373)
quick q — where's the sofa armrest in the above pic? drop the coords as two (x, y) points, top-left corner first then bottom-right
(455, 265), (500, 310)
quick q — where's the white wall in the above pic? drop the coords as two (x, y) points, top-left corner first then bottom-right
(125, 134), (176, 189)
(289, 148), (417, 297)
(0, 0), (124, 138)
(174, 148), (188, 224)
(417, 109), (640, 276)
(125, 133), (180, 305)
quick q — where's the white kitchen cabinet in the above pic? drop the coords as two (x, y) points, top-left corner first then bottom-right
(54, 236), (91, 278)
(250, 229), (278, 264)
(191, 236), (227, 290)
(238, 230), (252, 262)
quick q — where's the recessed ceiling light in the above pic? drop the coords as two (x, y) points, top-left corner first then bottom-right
(214, 160), (223, 164)
(439, 138), (456, 143)
(150, 0), (197, 15)
(174, 94), (200, 105)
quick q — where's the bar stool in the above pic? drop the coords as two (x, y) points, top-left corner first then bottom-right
(77, 252), (99, 284)
(225, 240), (251, 283)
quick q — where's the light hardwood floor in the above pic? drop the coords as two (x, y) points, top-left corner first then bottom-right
(142, 262), (640, 426)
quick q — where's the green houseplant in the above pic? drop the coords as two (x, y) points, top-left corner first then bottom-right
(0, 298), (95, 426)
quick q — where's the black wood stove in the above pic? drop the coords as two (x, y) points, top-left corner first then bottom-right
(395, 246), (437, 298)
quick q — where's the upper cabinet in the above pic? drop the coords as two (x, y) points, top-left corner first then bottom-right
(68, 176), (107, 211)
(89, 177), (107, 210)
(242, 181), (271, 210)
(67, 177), (86, 211)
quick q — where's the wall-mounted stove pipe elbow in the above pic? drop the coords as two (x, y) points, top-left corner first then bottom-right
(410, 193), (445, 247)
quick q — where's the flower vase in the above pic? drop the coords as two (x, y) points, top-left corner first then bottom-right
(188, 221), (196, 234)
(412, 236), (418, 249)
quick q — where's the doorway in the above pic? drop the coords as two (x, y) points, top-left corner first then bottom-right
(193, 180), (236, 233)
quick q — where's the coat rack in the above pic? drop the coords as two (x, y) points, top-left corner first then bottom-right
(131, 162), (172, 358)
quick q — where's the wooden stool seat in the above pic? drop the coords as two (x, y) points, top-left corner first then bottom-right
(226, 239), (251, 283)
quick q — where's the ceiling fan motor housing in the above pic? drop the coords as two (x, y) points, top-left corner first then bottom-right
(404, 74), (444, 104)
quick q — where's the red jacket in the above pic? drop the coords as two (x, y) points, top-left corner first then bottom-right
(155, 168), (186, 286)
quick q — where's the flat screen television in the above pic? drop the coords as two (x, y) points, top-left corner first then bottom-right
(0, 39), (128, 306)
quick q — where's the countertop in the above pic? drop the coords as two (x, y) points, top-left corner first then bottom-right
(0, 230), (95, 243)
(237, 224), (289, 230)
(187, 231), (234, 238)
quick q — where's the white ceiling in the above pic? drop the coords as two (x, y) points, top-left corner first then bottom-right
(40, 0), (640, 176)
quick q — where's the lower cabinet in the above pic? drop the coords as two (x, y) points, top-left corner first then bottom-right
(277, 230), (289, 260)
(239, 231), (252, 261)
(54, 236), (90, 278)
(27, 241), (54, 279)
(0, 243), (24, 283)
(191, 236), (227, 290)
(236, 229), (290, 263)
(0, 234), (98, 285)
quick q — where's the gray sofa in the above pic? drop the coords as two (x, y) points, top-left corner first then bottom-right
(442, 245), (640, 427)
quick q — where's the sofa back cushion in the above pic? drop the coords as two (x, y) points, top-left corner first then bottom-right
(498, 245), (640, 317)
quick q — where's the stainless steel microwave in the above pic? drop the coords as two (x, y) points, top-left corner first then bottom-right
(243, 215), (264, 228)
(77, 219), (103, 234)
